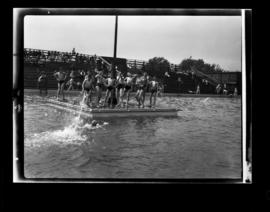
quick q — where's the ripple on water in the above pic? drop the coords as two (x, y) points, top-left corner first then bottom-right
(24, 94), (241, 178)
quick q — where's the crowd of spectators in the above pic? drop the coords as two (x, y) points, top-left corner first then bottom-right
(24, 48), (101, 66)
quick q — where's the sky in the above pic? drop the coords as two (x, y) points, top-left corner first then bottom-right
(24, 15), (242, 71)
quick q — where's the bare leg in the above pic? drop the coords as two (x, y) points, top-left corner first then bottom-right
(57, 83), (60, 99)
(137, 90), (143, 108)
(86, 92), (91, 106)
(153, 92), (157, 107)
(126, 90), (130, 108)
(141, 89), (146, 108)
(135, 90), (140, 106)
(149, 92), (153, 107)
(82, 91), (86, 104)
(96, 86), (101, 105)
(115, 88), (119, 103)
(88, 90), (92, 104)
(103, 90), (109, 107)
(119, 88), (124, 107)
(67, 83), (72, 91)
(116, 88), (124, 107)
(61, 83), (65, 100)
(109, 90), (114, 108)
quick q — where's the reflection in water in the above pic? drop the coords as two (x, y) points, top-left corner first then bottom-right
(24, 94), (241, 179)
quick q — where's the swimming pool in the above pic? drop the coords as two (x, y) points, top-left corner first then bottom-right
(24, 90), (242, 179)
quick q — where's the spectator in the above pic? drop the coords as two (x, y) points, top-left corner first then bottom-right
(191, 71), (195, 80)
(149, 76), (159, 108)
(53, 69), (67, 100)
(233, 87), (238, 97)
(67, 70), (76, 91)
(223, 83), (228, 95)
(216, 84), (221, 94)
(196, 84), (200, 94)
(79, 69), (86, 84)
(37, 71), (48, 96)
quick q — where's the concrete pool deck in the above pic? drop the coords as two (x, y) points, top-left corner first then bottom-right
(24, 89), (241, 98)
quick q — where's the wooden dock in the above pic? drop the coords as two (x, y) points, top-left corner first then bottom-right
(45, 98), (179, 118)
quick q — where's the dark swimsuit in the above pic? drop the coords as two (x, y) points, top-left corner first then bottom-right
(116, 84), (124, 89)
(150, 87), (158, 93)
(125, 85), (131, 90)
(58, 80), (65, 85)
(84, 83), (92, 92)
(138, 84), (145, 90)
(107, 85), (114, 91)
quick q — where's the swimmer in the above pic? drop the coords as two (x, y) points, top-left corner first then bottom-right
(216, 84), (221, 95)
(37, 71), (47, 96)
(157, 83), (163, 97)
(123, 72), (136, 108)
(115, 71), (125, 107)
(81, 74), (94, 107)
(95, 69), (105, 106)
(53, 69), (67, 100)
(67, 70), (76, 91)
(196, 85), (200, 94)
(223, 84), (228, 95)
(233, 87), (238, 97)
(149, 76), (158, 108)
(91, 120), (98, 127)
(135, 72), (148, 108)
(103, 72), (116, 108)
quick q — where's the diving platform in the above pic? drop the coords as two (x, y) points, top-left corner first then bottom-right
(45, 98), (179, 118)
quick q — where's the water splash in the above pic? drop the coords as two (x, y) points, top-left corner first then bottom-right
(201, 97), (209, 103)
(25, 114), (109, 149)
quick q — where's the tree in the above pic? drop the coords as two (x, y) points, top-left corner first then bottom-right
(145, 57), (171, 80)
(178, 58), (224, 74)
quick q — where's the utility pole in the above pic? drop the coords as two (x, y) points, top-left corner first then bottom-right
(112, 15), (118, 79)
(110, 15), (118, 107)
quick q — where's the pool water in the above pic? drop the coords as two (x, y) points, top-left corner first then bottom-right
(24, 92), (242, 179)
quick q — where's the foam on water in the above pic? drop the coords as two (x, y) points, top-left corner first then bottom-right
(25, 113), (109, 149)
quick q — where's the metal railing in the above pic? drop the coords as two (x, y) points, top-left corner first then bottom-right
(191, 67), (219, 86)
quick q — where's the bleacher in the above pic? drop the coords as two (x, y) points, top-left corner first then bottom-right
(24, 48), (240, 94)
(24, 48), (125, 90)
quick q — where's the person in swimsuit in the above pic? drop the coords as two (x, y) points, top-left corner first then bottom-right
(123, 72), (136, 108)
(95, 69), (105, 106)
(233, 87), (238, 97)
(53, 69), (67, 100)
(67, 70), (76, 91)
(81, 73), (94, 107)
(216, 84), (221, 95)
(149, 76), (158, 108)
(157, 82), (163, 97)
(135, 72), (148, 108)
(37, 71), (48, 96)
(196, 84), (200, 94)
(141, 72), (149, 107)
(223, 83), (228, 95)
(134, 72), (143, 107)
(115, 71), (125, 107)
(103, 72), (116, 108)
